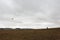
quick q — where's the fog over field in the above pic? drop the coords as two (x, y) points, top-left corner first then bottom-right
(0, 0), (60, 29)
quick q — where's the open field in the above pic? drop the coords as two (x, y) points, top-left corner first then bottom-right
(0, 28), (60, 40)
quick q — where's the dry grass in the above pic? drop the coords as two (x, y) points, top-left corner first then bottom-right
(0, 28), (60, 40)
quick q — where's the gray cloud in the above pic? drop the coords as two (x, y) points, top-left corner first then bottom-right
(0, 0), (60, 28)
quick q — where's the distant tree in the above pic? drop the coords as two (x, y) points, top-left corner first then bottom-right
(47, 27), (48, 29)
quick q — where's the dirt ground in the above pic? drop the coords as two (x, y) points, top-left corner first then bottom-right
(0, 28), (60, 40)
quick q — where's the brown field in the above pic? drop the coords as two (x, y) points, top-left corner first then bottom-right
(0, 28), (60, 40)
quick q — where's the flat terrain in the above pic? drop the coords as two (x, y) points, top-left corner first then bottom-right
(0, 28), (60, 40)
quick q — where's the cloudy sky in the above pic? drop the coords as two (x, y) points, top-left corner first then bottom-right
(0, 0), (60, 29)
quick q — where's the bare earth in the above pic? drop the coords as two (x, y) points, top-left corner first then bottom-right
(0, 28), (60, 40)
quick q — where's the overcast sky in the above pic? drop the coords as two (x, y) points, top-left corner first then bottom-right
(0, 0), (60, 29)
